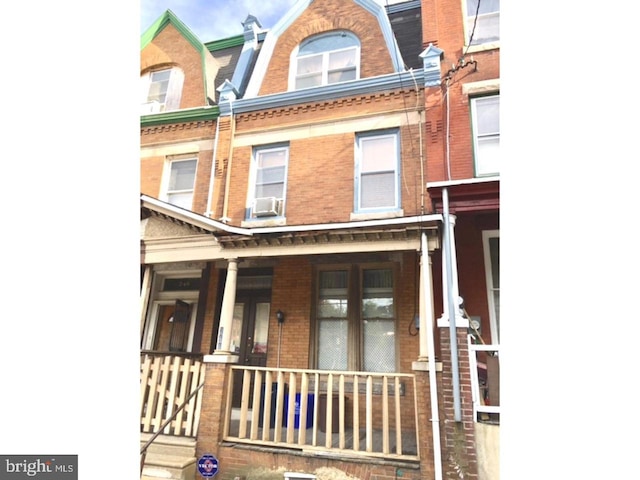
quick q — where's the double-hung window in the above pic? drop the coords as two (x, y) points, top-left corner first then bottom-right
(249, 145), (288, 218)
(316, 266), (396, 373)
(471, 95), (500, 176)
(141, 67), (185, 113)
(165, 158), (197, 210)
(293, 31), (360, 90)
(355, 130), (400, 212)
(465, 0), (500, 46)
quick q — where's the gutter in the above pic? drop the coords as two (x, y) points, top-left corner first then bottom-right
(142, 194), (442, 237)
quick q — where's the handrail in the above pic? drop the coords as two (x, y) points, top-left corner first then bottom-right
(140, 381), (205, 477)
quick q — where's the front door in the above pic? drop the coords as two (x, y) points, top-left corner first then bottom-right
(231, 292), (271, 407)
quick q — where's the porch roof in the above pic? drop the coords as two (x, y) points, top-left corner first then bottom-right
(141, 194), (442, 263)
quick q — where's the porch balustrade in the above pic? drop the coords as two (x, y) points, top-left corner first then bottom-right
(140, 353), (206, 436)
(224, 366), (420, 461)
(468, 336), (500, 422)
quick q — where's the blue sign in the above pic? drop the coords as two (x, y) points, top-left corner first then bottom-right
(197, 454), (219, 477)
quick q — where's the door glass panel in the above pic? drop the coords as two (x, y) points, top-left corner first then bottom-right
(252, 303), (270, 354)
(230, 304), (244, 354)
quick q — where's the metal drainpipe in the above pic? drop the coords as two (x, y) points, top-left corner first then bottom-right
(206, 115), (221, 217)
(443, 187), (462, 422)
(422, 232), (443, 480)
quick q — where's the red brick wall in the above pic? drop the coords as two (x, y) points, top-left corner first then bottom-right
(141, 24), (208, 109)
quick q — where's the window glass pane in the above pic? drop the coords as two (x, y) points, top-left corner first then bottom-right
(328, 70), (357, 84)
(299, 33), (358, 55)
(361, 137), (396, 172)
(318, 319), (348, 370)
(328, 49), (356, 70)
(230, 304), (244, 354)
(252, 303), (270, 354)
(363, 319), (395, 372)
(148, 70), (171, 103)
(169, 160), (196, 190)
(167, 192), (193, 210)
(476, 96), (500, 135)
(320, 271), (347, 289)
(255, 183), (284, 199)
(318, 298), (348, 318)
(256, 166), (285, 185)
(361, 172), (395, 208)
(489, 237), (499, 288)
(467, 0), (499, 16)
(296, 75), (322, 89)
(476, 136), (499, 175)
(297, 55), (323, 74)
(258, 149), (286, 168)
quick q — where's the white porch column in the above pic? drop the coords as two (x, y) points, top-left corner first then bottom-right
(418, 249), (436, 360)
(211, 258), (239, 361)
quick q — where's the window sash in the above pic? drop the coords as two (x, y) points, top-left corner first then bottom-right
(167, 159), (196, 209)
(315, 267), (395, 372)
(295, 46), (358, 89)
(356, 132), (399, 211)
(471, 96), (500, 176)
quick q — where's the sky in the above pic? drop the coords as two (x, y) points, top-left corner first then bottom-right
(140, 0), (407, 42)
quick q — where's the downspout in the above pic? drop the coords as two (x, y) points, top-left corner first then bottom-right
(442, 186), (462, 422)
(421, 232), (443, 480)
(205, 116), (221, 217)
(221, 99), (235, 223)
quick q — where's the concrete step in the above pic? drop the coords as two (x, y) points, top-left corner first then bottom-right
(141, 433), (197, 457)
(141, 454), (196, 480)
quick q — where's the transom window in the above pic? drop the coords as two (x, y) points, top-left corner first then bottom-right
(166, 158), (197, 209)
(466, 0), (500, 45)
(293, 31), (360, 90)
(355, 130), (400, 212)
(249, 145), (288, 218)
(316, 266), (396, 373)
(471, 95), (500, 176)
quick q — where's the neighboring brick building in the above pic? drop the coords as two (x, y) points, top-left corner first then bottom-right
(139, 1), (499, 479)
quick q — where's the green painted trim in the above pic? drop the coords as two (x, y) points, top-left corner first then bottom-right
(141, 10), (213, 103)
(140, 106), (220, 127)
(206, 34), (245, 52)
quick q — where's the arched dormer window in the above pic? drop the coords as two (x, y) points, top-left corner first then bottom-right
(140, 66), (185, 114)
(292, 31), (360, 90)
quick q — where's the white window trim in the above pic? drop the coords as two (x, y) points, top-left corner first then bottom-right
(161, 156), (198, 209)
(354, 130), (401, 213)
(461, 0), (500, 48)
(470, 94), (500, 177)
(288, 33), (361, 91)
(246, 144), (289, 220)
(482, 229), (499, 344)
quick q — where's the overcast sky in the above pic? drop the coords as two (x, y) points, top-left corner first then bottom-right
(140, 0), (406, 42)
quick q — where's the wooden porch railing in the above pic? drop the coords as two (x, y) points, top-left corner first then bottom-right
(223, 366), (420, 461)
(140, 353), (206, 436)
(468, 335), (500, 422)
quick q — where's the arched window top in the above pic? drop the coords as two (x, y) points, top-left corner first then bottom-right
(291, 31), (360, 90)
(298, 31), (360, 56)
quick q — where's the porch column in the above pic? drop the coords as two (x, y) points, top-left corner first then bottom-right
(212, 258), (239, 361)
(418, 249), (436, 360)
(438, 215), (467, 328)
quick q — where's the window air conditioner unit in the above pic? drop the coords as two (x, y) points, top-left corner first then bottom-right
(253, 197), (280, 217)
(141, 101), (163, 114)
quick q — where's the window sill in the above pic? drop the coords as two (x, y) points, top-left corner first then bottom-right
(349, 209), (404, 222)
(463, 42), (500, 54)
(241, 217), (287, 228)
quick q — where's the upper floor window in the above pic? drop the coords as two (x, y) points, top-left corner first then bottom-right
(471, 94), (500, 176)
(165, 158), (197, 209)
(466, 0), (500, 45)
(248, 145), (288, 219)
(292, 31), (360, 90)
(355, 130), (400, 212)
(140, 67), (184, 114)
(316, 266), (396, 373)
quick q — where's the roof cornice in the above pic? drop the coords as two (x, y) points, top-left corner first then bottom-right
(229, 69), (425, 115)
(140, 106), (220, 127)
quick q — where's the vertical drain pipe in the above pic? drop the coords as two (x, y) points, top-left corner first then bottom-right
(443, 187), (462, 422)
(422, 232), (443, 480)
